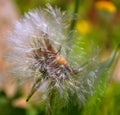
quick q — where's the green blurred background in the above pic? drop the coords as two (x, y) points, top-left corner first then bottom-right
(0, 0), (120, 115)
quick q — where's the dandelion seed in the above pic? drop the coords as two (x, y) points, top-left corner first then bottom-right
(8, 4), (84, 103)
(7, 4), (117, 109)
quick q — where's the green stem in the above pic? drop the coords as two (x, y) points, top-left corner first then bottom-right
(70, 0), (81, 31)
(68, 0), (81, 41)
(66, 0), (81, 55)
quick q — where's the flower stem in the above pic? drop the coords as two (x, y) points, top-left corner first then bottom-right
(67, 0), (81, 54)
(68, 0), (81, 41)
(70, 0), (81, 32)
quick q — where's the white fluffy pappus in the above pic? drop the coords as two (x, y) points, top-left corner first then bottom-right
(8, 4), (81, 101)
(7, 4), (103, 106)
(8, 5), (68, 80)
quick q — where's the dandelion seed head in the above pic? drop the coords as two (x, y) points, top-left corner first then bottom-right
(8, 4), (78, 99)
(8, 5), (68, 79)
(7, 4), (103, 108)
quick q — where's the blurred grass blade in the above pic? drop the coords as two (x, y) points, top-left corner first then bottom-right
(78, 44), (120, 104)
(81, 44), (120, 115)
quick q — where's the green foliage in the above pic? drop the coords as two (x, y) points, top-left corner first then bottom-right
(14, 0), (68, 15)
(82, 82), (120, 115)
(0, 90), (26, 115)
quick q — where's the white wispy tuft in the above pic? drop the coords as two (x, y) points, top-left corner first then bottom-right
(7, 4), (114, 109)
(8, 5), (67, 80)
(8, 5), (81, 103)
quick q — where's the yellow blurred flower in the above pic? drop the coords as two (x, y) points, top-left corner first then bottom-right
(95, 1), (116, 13)
(76, 20), (92, 35)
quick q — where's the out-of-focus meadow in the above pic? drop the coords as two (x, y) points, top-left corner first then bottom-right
(0, 0), (120, 115)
